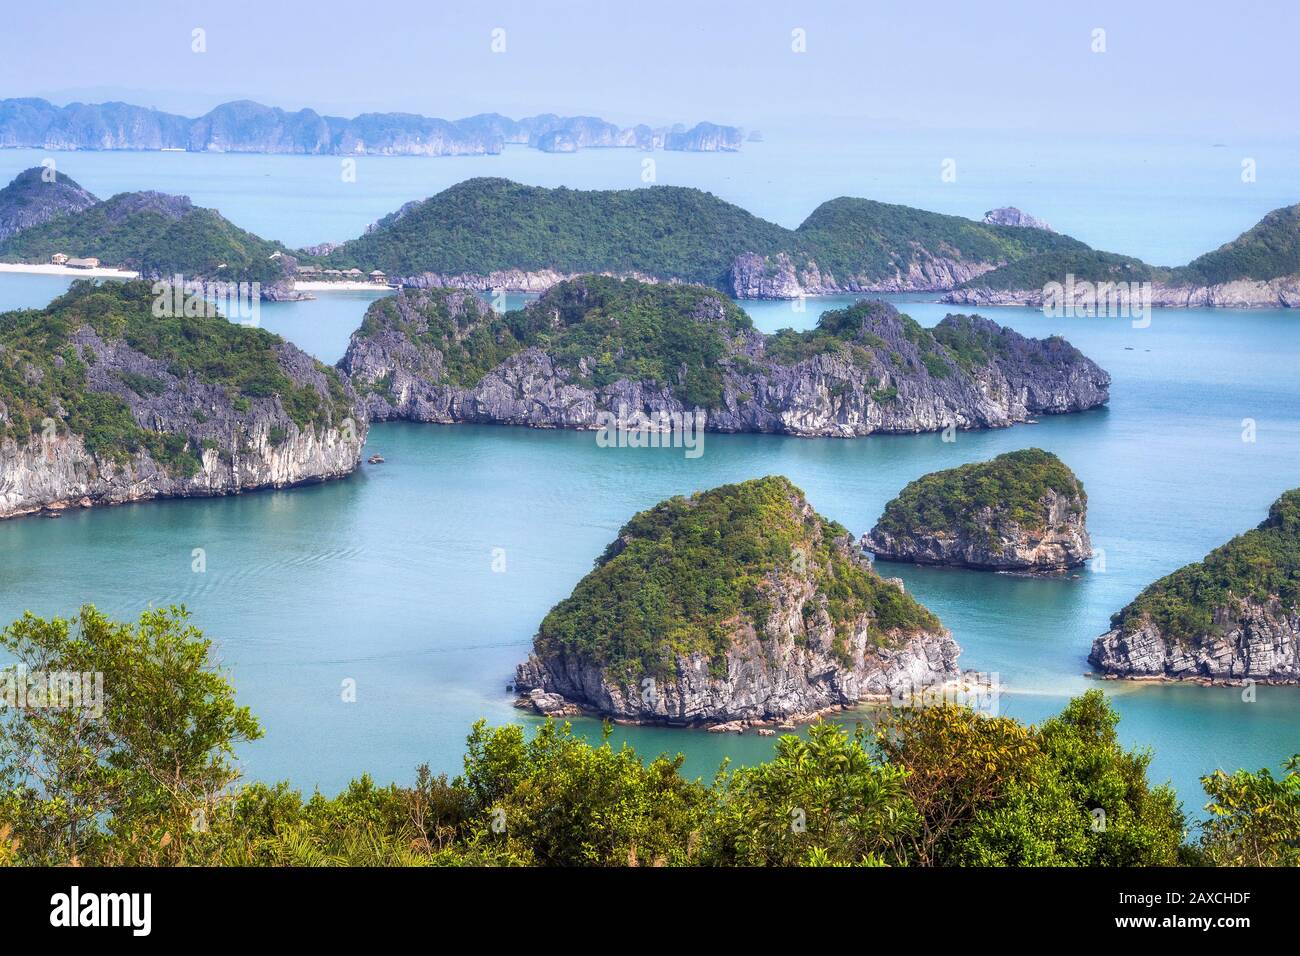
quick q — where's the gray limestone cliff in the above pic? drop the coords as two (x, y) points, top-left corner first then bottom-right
(338, 278), (1110, 438)
(728, 250), (997, 299)
(982, 207), (1055, 232)
(513, 476), (962, 725)
(0, 281), (365, 519)
(1089, 490), (1300, 683)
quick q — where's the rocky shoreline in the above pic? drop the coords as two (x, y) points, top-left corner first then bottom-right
(944, 277), (1300, 310)
(1088, 490), (1300, 685)
(0, 283), (366, 520)
(728, 251), (999, 300)
(513, 477), (964, 726)
(1089, 599), (1300, 685)
(865, 450), (1093, 573)
(338, 282), (1111, 439)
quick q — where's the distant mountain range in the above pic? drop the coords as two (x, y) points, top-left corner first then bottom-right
(0, 97), (744, 155)
(2, 166), (1297, 307)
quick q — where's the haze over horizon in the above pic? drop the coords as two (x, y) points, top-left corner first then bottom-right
(3, 0), (1297, 140)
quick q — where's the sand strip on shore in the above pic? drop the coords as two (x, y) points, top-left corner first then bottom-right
(0, 262), (140, 279)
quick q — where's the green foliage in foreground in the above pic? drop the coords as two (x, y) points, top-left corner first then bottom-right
(0, 280), (350, 467)
(0, 605), (1293, 867)
(535, 476), (941, 681)
(874, 448), (1086, 540)
(1111, 489), (1300, 643)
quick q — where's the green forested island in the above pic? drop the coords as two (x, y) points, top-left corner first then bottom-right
(948, 202), (1300, 307)
(0, 280), (362, 518)
(339, 276), (1111, 437)
(0, 183), (294, 287)
(7, 169), (1299, 305)
(1173, 203), (1300, 285)
(1092, 489), (1300, 682)
(321, 177), (1082, 292)
(516, 476), (952, 725)
(866, 449), (1092, 572)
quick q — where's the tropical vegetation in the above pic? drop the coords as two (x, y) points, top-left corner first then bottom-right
(873, 449), (1087, 540)
(1110, 488), (1300, 643)
(534, 476), (942, 681)
(1, 604), (1292, 867)
(0, 280), (351, 470)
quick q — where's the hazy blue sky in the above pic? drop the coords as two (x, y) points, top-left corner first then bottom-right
(2, 0), (1296, 137)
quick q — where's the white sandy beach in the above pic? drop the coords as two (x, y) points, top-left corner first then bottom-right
(0, 262), (140, 279)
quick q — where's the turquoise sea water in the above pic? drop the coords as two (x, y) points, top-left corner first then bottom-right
(1, 265), (1298, 811)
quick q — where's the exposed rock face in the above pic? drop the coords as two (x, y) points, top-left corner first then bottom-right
(1089, 600), (1299, 684)
(515, 615), (961, 725)
(396, 267), (672, 295)
(864, 450), (1092, 573)
(728, 250), (997, 299)
(983, 207), (1055, 232)
(0, 167), (99, 242)
(665, 122), (743, 152)
(0, 289), (366, 519)
(1089, 490), (1300, 683)
(513, 477), (962, 725)
(944, 277), (1300, 309)
(339, 282), (1110, 438)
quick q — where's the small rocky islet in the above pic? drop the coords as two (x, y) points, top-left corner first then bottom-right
(514, 475), (962, 727)
(1090, 489), (1300, 685)
(864, 449), (1092, 573)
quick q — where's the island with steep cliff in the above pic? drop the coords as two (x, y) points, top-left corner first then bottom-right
(514, 475), (961, 725)
(337, 277), (1110, 437)
(0, 281), (365, 519)
(865, 449), (1092, 572)
(1090, 490), (1300, 684)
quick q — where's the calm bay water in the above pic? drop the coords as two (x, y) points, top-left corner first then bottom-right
(1, 266), (1298, 811)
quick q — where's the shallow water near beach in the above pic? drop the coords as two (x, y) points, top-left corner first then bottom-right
(2, 265), (1298, 811)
